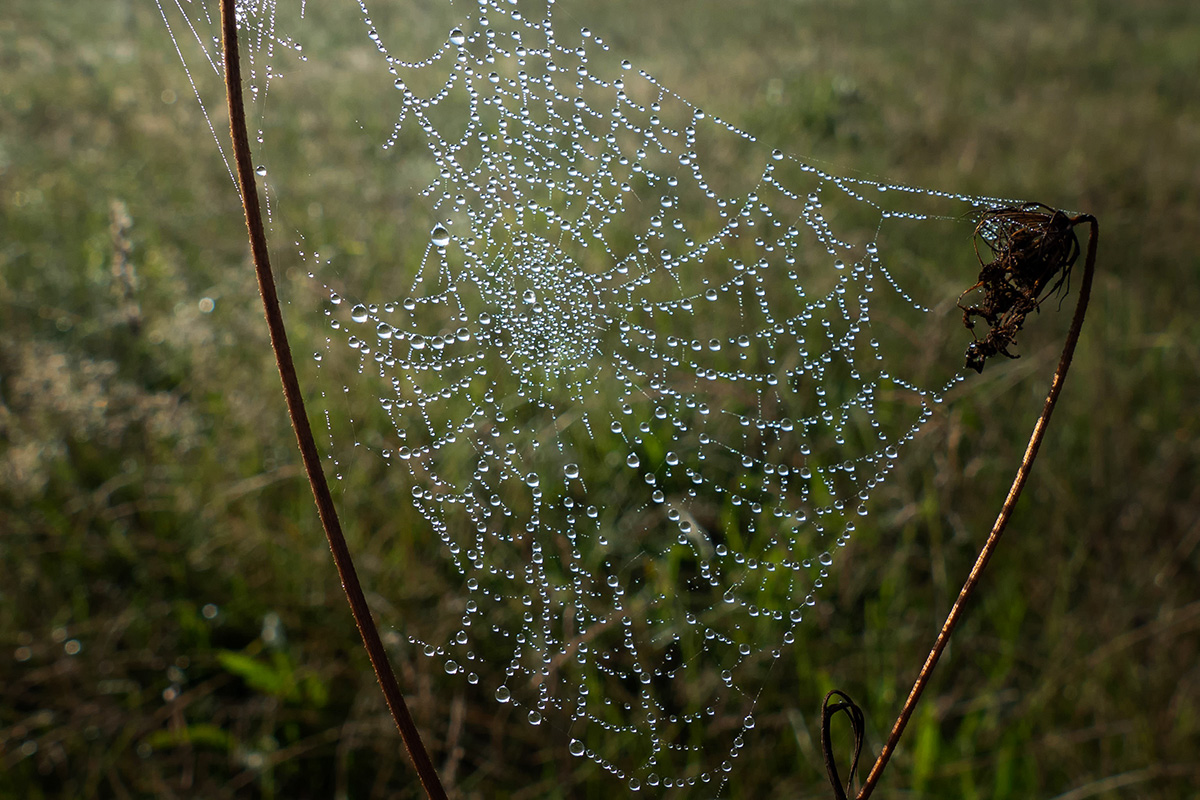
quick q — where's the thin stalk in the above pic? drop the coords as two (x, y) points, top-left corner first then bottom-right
(217, 5), (448, 798)
(855, 215), (1099, 799)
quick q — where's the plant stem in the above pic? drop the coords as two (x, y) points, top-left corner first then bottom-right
(217, 4), (448, 798)
(855, 215), (1099, 799)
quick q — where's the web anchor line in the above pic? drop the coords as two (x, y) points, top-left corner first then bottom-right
(824, 211), (1098, 799)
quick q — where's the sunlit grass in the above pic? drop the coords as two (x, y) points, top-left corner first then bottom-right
(2, 0), (1198, 797)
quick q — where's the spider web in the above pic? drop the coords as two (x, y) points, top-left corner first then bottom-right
(160, 0), (1016, 790)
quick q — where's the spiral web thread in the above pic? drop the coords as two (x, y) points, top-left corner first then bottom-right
(161, 0), (1015, 790)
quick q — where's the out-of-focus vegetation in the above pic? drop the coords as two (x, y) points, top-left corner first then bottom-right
(2, 0), (1198, 797)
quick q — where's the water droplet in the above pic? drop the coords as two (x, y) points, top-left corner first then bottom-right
(569, 739), (586, 757)
(564, 463), (580, 479)
(254, 165), (266, 177)
(771, 149), (783, 161)
(495, 686), (511, 703)
(528, 710), (542, 725)
(449, 28), (466, 46)
(350, 304), (369, 323)
(626, 453), (640, 468)
(431, 224), (450, 247)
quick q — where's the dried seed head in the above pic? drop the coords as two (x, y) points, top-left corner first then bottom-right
(959, 203), (1081, 373)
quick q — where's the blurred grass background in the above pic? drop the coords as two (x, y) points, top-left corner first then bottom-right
(2, 0), (1198, 797)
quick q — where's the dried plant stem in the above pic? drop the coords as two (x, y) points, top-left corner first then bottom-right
(218, 4), (447, 798)
(855, 215), (1099, 799)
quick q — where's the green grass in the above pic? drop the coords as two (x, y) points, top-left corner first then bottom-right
(2, 0), (1198, 797)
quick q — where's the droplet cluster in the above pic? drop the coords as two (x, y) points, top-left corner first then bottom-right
(174, 0), (1005, 790)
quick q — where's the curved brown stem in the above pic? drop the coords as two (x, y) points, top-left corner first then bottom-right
(855, 215), (1099, 799)
(822, 690), (866, 800)
(218, 5), (447, 798)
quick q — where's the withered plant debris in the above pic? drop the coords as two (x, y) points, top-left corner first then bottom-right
(959, 202), (1081, 373)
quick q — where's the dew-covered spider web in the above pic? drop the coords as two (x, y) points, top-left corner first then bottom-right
(161, 0), (1022, 791)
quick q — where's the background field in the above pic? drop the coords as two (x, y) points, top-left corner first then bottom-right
(2, 0), (1198, 798)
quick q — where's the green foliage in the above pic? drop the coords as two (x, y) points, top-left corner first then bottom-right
(2, 0), (1198, 797)
(217, 649), (329, 708)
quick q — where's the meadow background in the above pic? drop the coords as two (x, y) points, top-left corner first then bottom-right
(2, 0), (1198, 797)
